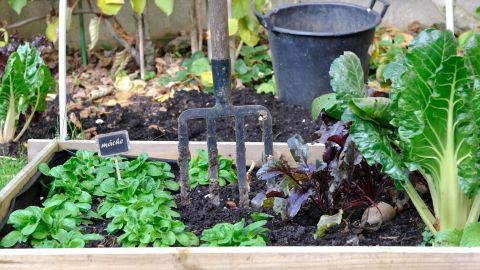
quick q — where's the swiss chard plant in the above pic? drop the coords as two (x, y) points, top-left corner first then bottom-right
(313, 30), (480, 246)
(188, 149), (237, 189)
(0, 43), (55, 144)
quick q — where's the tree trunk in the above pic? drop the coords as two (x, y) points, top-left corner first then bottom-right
(140, 6), (155, 71)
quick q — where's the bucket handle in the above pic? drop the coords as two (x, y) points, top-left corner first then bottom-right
(369, 0), (390, 18)
(252, 1), (273, 30)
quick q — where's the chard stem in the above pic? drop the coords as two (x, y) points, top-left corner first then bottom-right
(13, 88), (41, 142)
(466, 194), (480, 225)
(404, 180), (437, 234)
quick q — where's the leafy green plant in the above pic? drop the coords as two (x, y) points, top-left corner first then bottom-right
(1, 151), (198, 248)
(0, 196), (103, 248)
(0, 43), (55, 143)
(200, 218), (269, 247)
(159, 51), (213, 92)
(254, 132), (381, 220)
(188, 149), (237, 189)
(143, 70), (157, 81)
(230, 0), (271, 47)
(101, 198), (198, 247)
(370, 33), (408, 82)
(234, 44), (275, 94)
(0, 155), (26, 190)
(313, 30), (480, 246)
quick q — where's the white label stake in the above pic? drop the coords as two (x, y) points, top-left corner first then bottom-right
(114, 157), (122, 181)
(96, 131), (130, 182)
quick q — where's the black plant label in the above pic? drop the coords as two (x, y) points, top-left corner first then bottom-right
(96, 131), (130, 157)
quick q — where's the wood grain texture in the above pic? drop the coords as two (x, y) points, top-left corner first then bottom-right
(0, 246), (479, 270)
(27, 140), (325, 167)
(208, 0), (229, 59)
(0, 140), (58, 222)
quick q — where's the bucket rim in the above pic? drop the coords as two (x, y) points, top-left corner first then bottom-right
(265, 2), (382, 37)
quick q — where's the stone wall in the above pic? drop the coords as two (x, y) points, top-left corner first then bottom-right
(1, 0), (478, 48)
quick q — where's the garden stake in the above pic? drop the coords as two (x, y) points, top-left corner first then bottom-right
(178, 0), (273, 207)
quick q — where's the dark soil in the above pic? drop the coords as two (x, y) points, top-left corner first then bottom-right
(3, 153), (424, 248)
(74, 89), (318, 142)
(0, 89), (318, 156)
(8, 176), (424, 248)
(1, 89), (424, 247)
(177, 179), (424, 247)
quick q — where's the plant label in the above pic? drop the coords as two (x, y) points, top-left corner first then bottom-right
(95, 130), (130, 157)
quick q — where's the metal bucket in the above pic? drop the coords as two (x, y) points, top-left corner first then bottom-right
(255, 0), (390, 109)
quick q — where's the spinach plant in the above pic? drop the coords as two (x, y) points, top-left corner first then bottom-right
(189, 149), (237, 189)
(313, 30), (480, 246)
(201, 217), (269, 247)
(0, 43), (55, 143)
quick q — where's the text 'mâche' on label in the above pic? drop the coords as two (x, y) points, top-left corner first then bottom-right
(95, 130), (130, 157)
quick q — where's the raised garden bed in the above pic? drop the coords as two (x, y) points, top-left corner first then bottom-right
(0, 140), (479, 269)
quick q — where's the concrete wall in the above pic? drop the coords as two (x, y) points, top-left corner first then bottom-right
(1, 0), (478, 48)
(0, 0), (205, 46)
(273, 0), (479, 29)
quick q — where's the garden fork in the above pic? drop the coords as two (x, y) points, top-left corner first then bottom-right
(178, 0), (273, 207)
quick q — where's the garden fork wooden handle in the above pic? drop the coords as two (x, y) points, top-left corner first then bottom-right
(209, 0), (229, 60)
(208, 0), (231, 106)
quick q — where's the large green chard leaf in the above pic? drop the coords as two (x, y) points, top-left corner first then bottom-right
(461, 33), (480, 197)
(0, 43), (55, 143)
(311, 51), (366, 119)
(403, 54), (476, 230)
(390, 30), (457, 140)
(385, 30), (479, 232)
(16, 43), (55, 113)
(329, 52), (366, 105)
(464, 33), (480, 78)
(349, 116), (407, 182)
(0, 52), (27, 141)
(349, 97), (392, 125)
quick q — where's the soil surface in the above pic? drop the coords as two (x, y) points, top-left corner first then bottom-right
(6, 167), (424, 248)
(0, 89), (319, 156)
(74, 89), (318, 142)
(177, 179), (424, 246)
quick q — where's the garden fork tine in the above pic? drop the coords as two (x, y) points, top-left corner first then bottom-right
(178, 0), (273, 207)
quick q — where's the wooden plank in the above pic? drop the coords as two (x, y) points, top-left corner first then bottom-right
(0, 246), (479, 270)
(28, 140), (325, 167)
(0, 140), (58, 222)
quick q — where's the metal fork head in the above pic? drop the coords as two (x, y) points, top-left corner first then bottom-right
(178, 59), (273, 207)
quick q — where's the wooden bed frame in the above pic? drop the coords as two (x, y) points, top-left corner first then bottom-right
(0, 139), (478, 270)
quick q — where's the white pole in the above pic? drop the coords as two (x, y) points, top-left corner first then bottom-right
(445, 0), (455, 32)
(58, 0), (68, 140)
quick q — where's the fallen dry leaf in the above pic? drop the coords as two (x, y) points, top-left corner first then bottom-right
(114, 75), (133, 92)
(105, 99), (118, 106)
(89, 85), (114, 100)
(68, 112), (82, 129)
(132, 79), (147, 94)
(155, 57), (167, 75)
(81, 127), (97, 140)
